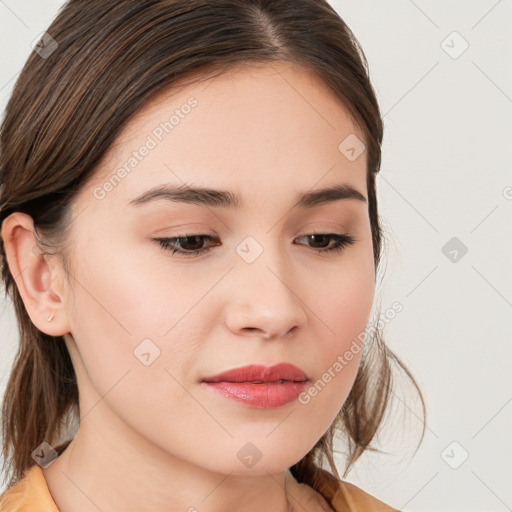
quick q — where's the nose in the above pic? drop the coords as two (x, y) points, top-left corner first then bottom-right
(224, 256), (308, 341)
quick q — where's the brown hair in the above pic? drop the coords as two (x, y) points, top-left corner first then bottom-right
(0, 0), (426, 492)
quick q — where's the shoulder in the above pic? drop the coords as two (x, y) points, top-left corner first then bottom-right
(0, 464), (60, 512)
(335, 479), (400, 511)
(314, 467), (400, 512)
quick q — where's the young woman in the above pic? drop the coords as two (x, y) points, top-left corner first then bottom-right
(0, 1), (425, 511)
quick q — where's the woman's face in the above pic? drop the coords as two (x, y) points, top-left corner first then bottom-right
(58, 61), (375, 475)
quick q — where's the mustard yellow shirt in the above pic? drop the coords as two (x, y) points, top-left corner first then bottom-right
(0, 463), (399, 511)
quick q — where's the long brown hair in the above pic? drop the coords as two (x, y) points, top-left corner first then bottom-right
(0, 0), (426, 492)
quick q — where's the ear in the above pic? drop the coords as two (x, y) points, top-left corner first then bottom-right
(1, 212), (71, 337)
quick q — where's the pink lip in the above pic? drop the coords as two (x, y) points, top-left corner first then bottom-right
(201, 363), (309, 409)
(202, 363), (309, 383)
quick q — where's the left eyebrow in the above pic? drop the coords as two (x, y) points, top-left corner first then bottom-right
(129, 182), (367, 209)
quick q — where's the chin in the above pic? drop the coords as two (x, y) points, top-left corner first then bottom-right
(191, 441), (303, 477)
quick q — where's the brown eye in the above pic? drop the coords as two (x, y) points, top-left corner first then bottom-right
(294, 233), (356, 254)
(153, 232), (356, 259)
(154, 234), (219, 257)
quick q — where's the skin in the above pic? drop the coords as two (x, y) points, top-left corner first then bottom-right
(1, 60), (375, 512)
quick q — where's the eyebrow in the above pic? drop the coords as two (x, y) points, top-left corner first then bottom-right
(129, 182), (367, 209)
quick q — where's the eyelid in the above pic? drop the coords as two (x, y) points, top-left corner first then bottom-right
(153, 230), (357, 258)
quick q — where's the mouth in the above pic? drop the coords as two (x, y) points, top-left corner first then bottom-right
(201, 363), (310, 409)
(206, 378), (309, 384)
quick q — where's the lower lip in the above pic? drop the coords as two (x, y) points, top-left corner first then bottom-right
(202, 381), (309, 409)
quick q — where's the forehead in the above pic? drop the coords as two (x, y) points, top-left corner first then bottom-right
(81, 61), (367, 211)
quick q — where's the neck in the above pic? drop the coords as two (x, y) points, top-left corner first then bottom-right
(42, 408), (329, 512)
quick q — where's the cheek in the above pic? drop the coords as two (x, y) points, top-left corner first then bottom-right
(310, 243), (375, 347)
(65, 260), (201, 438)
(64, 253), (218, 467)
(300, 248), (374, 421)
(66, 238), (215, 400)
(64, 247), (166, 390)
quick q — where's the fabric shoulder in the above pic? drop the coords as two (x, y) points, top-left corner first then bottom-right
(313, 467), (400, 512)
(335, 479), (400, 511)
(0, 464), (60, 512)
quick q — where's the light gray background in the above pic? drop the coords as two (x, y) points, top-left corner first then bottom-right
(1, 1), (511, 510)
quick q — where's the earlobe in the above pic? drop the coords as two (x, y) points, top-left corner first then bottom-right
(0, 212), (70, 336)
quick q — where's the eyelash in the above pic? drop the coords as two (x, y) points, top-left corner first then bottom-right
(153, 232), (357, 258)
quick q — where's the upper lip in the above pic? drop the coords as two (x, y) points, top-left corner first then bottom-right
(201, 363), (309, 383)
